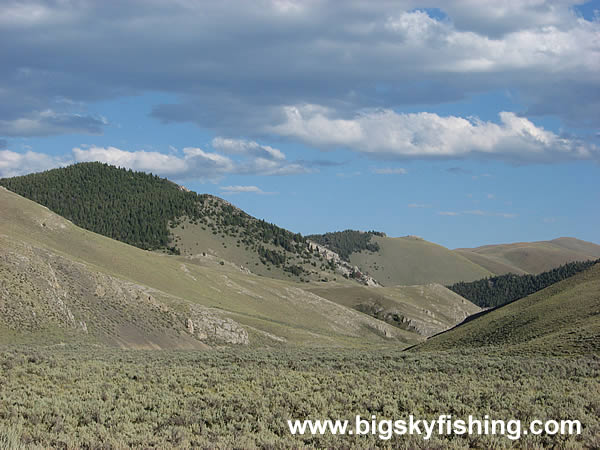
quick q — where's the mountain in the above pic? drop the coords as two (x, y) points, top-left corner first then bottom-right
(456, 237), (600, 275)
(0, 186), (421, 349)
(416, 262), (600, 355)
(0, 163), (340, 283)
(309, 231), (493, 286)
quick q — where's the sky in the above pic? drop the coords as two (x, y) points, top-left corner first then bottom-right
(1, 0), (599, 249)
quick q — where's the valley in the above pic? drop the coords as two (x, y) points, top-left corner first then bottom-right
(0, 164), (598, 447)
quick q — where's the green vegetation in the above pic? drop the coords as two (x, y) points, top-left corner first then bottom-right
(0, 163), (338, 281)
(307, 230), (384, 260)
(0, 162), (203, 250)
(447, 259), (599, 308)
(456, 237), (600, 275)
(0, 346), (597, 448)
(418, 263), (600, 355)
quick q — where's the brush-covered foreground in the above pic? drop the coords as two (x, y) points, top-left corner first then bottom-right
(0, 345), (598, 449)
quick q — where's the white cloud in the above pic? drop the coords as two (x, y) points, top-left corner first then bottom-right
(408, 203), (430, 208)
(270, 106), (599, 163)
(439, 211), (460, 216)
(70, 144), (308, 180)
(0, 149), (68, 177)
(72, 146), (235, 180)
(211, 137), (286, 161)
(372, 167), (408, 175)
(0, 142), (311, 181)
(381, 8), (599, 80)
(219, 185), (275, 195)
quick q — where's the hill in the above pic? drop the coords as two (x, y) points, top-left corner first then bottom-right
(456, 237), (600, 275)
(447, 259), (599, 308)
(308, 283), (480, 337)
(416, 262), (600, 355)
(309, 232), (493, 286)
(0, 163), (340, 283)
(0, 186), (420, 349)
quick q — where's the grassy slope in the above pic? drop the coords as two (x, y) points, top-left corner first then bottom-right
(456, 237), (600, 275)
(349, 235), (492, 286)
(416, 263), (600, 355)
(308, 283), (480, 337)
(0, 187), (419, 348)
(171, 217), (337, 283)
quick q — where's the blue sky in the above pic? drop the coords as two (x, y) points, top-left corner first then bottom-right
(1, 0), (599, 248)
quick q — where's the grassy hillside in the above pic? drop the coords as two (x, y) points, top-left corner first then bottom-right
(308, 284), (480, 336)
(348, 235), (492, 286)
(0, 186), (420, 349)
(0, 163), (339, 283)
(456, 237), (600, 275)
(417, 263), (600, 355)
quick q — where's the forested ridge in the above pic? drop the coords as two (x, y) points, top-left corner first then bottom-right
(307, 230), (385, 260)
(0, 163), (310, 258)
(447, 259), (599, 308)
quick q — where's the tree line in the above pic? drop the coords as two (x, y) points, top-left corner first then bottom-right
(307, 230), (384, 261)
(447, 259), (599, 308)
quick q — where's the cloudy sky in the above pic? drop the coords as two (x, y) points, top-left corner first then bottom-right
(1, 0), (599, 248)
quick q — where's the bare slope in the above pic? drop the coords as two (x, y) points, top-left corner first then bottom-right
(308, 283), (480, 337)
(456, 237), (600, 275)
(349, 235), (492, 286)
(0, 187), (418, 349)
(416, 263), (600, 355)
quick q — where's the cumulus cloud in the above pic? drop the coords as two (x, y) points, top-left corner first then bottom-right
(219, 185), (275, 195)
(372, 167), (408, 175)
(269, 106), (599, 163)
(1, 0), (598, 140)
(0, 149), (68, 177)
(70, 144), (308, 179)
(212, 137), (285, 161)
(72, 146), (234, 179)
(0, 138), (311, 180)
